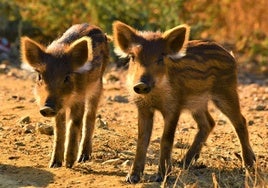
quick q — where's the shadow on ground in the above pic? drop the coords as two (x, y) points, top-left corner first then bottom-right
(0, 164), (54, 188)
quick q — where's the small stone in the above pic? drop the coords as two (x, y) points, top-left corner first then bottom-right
(12, 95), (18, 99)
(15, 142), (25, 146)
(181, 128), (189, 132)
(24, 124), (35, 134)
(113, 95), (129, 103)
(96, 117), (108, 129)
(20, 116), (30, 124)
(37, 123), (54, 135)
(8, 156), (20, 160)
(248, 120), (254, 126)
(13, 105), (25, 109)
(106, 96), (113, 102)
(255, 105), (266, 111)
(29, 98), (36, 103)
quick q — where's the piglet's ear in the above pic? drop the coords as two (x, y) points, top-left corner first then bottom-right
(163, 24), (190, 59)
(113, 21), (138, 57)
(68, 36), (93, 72)
(21, 37), (45, 70)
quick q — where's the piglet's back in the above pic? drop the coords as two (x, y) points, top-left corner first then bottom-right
(47, 23), (109, 74)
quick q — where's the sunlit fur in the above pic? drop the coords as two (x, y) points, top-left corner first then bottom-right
(21, 23), (109, 168)
(113, 21), (255, 184)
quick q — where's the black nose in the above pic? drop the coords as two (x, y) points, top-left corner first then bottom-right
(40, 106), (57, 117)
(133, 82), (151, 94)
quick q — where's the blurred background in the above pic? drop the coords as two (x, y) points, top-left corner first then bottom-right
(0, 0), (267, 76)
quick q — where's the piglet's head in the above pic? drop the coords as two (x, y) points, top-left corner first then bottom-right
(113, 21), (190, 95)
(21, 36), (93, 117)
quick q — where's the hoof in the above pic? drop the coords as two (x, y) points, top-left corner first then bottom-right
(244, 160), (256, 173)
(244, 153), (256, 169)
(126, 173), (140, 184)
(78, 154), (90, 163)
(65, 155), (76, 168)
(178, 160), (191, 169)
(49, 161), (62, 168)
(65, 162), (74, 168)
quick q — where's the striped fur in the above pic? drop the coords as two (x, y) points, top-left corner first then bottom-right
(113, 21), (255, 184)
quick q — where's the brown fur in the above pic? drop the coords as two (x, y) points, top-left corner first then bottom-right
(21, 24), (109, 168)
(113, 21), (255, 183)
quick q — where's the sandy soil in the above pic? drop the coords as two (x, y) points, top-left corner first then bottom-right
(0, 66), (267, 187)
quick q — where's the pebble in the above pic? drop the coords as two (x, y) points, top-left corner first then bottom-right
(29, 98), (36, 103)
(19, 116), (30, 124)
(37, 123), (54, 135)
(107, 95), (129, 103)
(11, 95), (26, 101)
(8, 156), (20, 160)
(24, 124), (35, 134)
(96, 117), (108, 129)
(181, 128), (189, 132)
(248, 120), (254, 126)
(113, 95), (129, 103)
(15, 142), (25, 146)
(13, 105), (25, 109)
(255, 105), (266, 111)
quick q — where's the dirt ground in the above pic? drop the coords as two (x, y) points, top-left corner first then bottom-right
(0, 65), (267, 188)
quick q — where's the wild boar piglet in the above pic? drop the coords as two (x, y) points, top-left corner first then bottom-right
(113, 21), (255, 183)
(21, 23), (109, 168)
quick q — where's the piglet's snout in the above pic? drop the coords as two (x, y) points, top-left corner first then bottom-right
(133, 82), (151, 94)
(40, 103), (57, 117)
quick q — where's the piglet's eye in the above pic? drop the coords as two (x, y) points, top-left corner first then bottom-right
(129, 54), (135, 61)
(157, 53), (166, 65)
(36, 73), (43, 86)
(64, 75), (71, 83)
(37, 73), (42, 81)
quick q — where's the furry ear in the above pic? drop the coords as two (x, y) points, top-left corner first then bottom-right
(163, 24), (190, 59)
(21, 37), (46, 70)
(67, 36), (93, 72)
(113, 21), (138, 57)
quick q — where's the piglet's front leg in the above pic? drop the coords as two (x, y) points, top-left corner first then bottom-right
(64, 104), (84, 168)
(157, 112), (179, 182)
(78, 100), (98, 163)
(126, 107), (154, 184)
(78, 91), (100, 163)
(50, 112), (66, 168)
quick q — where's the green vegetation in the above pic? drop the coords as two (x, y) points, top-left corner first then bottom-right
(90, 0), (185, 33)
(0, 0), (267, 75)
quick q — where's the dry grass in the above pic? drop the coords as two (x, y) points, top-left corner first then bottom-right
(158, 163), (268, 188)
